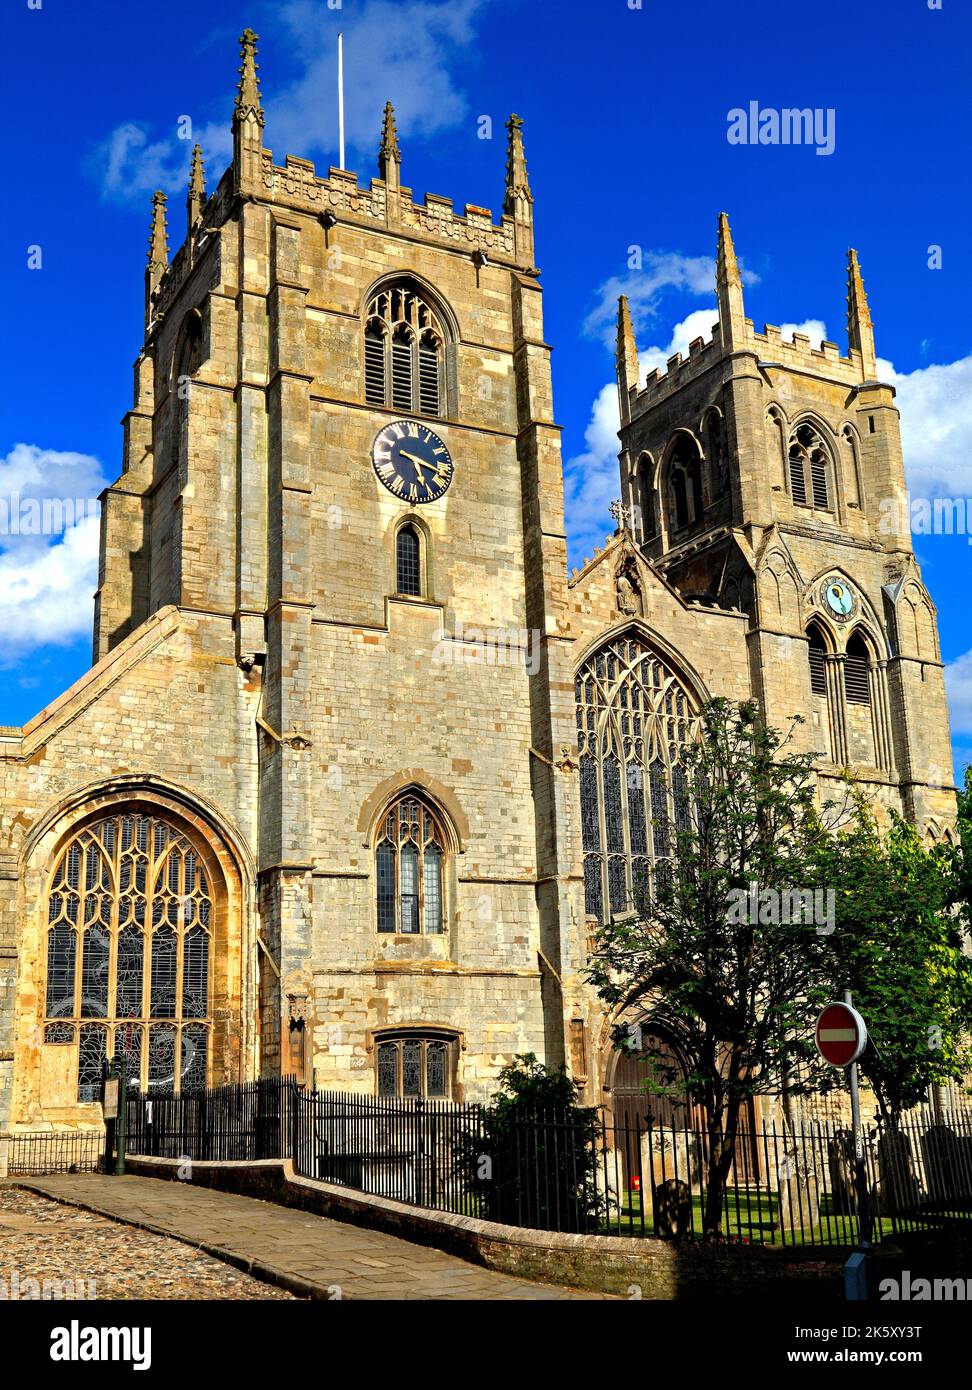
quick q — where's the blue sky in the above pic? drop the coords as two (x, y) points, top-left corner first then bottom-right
(3, 0), (970, 775)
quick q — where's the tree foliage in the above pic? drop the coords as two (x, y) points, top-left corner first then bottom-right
(587, 699), (835, 1236)
(813, 798), (972, 1127)
(460, 1054), (601, 1233)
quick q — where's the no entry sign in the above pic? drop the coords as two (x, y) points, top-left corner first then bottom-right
(815, 1001), (867, 1066)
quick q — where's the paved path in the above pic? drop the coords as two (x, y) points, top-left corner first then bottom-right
(19, 1175), (603, 1300)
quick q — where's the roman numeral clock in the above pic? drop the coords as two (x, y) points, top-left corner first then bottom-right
(372, 421), (454, 504)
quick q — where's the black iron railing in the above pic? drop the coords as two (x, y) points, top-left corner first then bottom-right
(7, 1129), (104, 1175)
(125, 1077), (296, 1162)
(123, 1079), (972, 1248)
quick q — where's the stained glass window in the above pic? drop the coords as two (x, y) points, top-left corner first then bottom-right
(43, 811), (213, 1099)
(575, 636), (698, 923)
(374, 1034), (456, 1099)
(375, 792), (448, 935)
(78, 1023), (107, 1103)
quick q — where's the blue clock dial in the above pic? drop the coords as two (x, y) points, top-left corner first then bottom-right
(372, 421), (454, 504)
(822, 578), (855, 620)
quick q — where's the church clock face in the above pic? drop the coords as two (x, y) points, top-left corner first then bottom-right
(821, 577), (856, 622)
(372, 421), (454, 504)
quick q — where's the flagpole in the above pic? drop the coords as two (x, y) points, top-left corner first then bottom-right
(338, 32), (346, 170)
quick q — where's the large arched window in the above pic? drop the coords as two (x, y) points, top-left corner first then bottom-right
(44, 812), (213, 1099)
(364, 283), (445, 416)
(376, 792), (447, 935)
(575, 635), (698, 923)
(789, 422), (832, 511)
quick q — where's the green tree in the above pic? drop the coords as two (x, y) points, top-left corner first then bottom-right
(813, 801), (972, 1129)
(587, 699), (834, 1238)
(953, 766), (972, 936)
(461, 1054), (601, 1232)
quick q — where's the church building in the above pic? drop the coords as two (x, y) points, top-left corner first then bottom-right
(0, 31), (956, 1135)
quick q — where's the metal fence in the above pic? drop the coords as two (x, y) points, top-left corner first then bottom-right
(126, 1077), (295, 1162)
(6, 1130), (104, 1176)
(125, 1079), (972, 1248)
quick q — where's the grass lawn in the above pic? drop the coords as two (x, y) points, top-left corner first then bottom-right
(601, 1188), (972, 1247)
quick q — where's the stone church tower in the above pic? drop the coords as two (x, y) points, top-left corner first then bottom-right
(0, 30), (584, 1132)
(0, 32), (955, 1140)
(611, 213), (954, 833)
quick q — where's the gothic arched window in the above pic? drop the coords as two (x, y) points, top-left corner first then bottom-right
(789, 422), (832, 511)
(668, 436), (704, 532)
(44, 811), (213, 1098)
(806, 623), (828, 696)
(844, 632), (871, 705)
(703, 410), (728, 497)
(376, 1030), (457, 1099)
(396, 523), (421, 596)
(636, 454), (655, 541)
(364, 283), (445, 416)
(376, 792), (448, 935)
(575, 635), (698, 923)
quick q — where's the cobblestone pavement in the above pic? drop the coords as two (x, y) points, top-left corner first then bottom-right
(18, 1175), (605, 1300)
(0, 1185), (294, 1299)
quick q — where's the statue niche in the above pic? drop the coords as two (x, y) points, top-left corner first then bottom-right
(615, 559), (644, 618)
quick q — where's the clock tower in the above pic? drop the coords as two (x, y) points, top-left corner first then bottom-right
(89, 31), (581, 1097)
(615, 214), (955, 832)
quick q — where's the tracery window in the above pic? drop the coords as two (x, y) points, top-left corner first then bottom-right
(376, 792), (447, 935)
(789, 422), (831, 511)
(364, 283), (444, 416)
(575, 636), (698, 923)
(376, 1031), (456, 1099)
(44, 812), (213, 1099)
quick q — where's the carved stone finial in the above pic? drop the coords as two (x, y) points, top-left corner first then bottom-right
(187, 144), (206, 232)
(234, 28), (265, 127)
(147, 190), (169, 270)
(716, 211), (745, 350)
(378, 100), (401, 182)
(846, 248), (877, 378)
(609, 499), (631, 534)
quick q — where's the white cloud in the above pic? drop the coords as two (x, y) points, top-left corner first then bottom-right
(92, 0), (486, 205)
(945, 651), (972, 737)
(878, 354), (972, 498)
(0, 445), (106, 656)
(565, 310), (724, 562)
(778, 319), (828, 347)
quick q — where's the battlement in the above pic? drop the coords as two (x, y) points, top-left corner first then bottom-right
(618, 215), (881, 430)
(145, 30), (535, 337)
(257, 152), (519, 260)
(626, 314), (871, 425)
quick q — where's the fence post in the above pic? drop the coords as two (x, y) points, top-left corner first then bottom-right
(290, 1081), (300, 1170)
(415, 1098), (425, 1207)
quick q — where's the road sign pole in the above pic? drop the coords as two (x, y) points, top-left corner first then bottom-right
(844, 989), (872, 1252)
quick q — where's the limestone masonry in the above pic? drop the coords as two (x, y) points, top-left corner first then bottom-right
(0, 31), (956, 1137)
